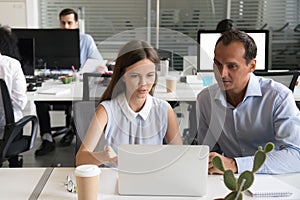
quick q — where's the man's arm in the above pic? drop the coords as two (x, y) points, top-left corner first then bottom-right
(236, 91), (300, 174)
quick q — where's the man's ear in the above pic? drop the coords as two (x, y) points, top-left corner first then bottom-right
(249, 59), (256, 72)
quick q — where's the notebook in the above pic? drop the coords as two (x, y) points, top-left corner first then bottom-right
(118, 144), (209, 197)
(247, 175), (295, 198)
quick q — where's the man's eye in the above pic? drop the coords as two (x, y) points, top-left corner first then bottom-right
(228, 64), (237, 69)
(214, 63), (222, 68)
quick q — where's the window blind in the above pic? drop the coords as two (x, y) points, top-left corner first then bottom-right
(39, 0), (300, 70)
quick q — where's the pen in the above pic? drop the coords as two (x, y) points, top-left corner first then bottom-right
(71, 65), (75, 72)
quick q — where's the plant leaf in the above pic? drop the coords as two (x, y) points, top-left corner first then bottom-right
(212, 156), (225, 172)
(238, 171), (254, 191)
(252, 151), (266, 173)
(224, 170), (237, 191)
(264, 142), (275, 153)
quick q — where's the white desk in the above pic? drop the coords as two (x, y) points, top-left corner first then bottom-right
(0, 167), (299, 199)
(27, 74), (203, 102)
(27, 74), (300, 102)
(38, 168), (300, 200)
(0, 168), (46, 200)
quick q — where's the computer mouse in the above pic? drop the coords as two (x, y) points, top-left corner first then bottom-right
(27, 83), (37, 92)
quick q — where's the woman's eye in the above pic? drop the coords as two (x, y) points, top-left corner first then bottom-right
(130, 74), (139, 78)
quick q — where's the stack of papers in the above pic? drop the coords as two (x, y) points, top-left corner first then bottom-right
(37, 88), (71, 95)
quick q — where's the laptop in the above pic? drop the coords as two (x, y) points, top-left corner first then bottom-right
(118, 144), (209, 197)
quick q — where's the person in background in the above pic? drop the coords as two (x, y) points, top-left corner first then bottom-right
(76, 40), (182, 166)
(0, 25), (27, 167)
(216, 19), (237, 32)
(59, 8), (104, 66)
(34, 8), (106, 156)
(196, 30), (300, 174)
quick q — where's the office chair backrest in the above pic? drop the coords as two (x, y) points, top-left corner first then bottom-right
(254, 70), (300, 92)
(155, 48), (174, 71)
(82, 72), (110, 101)
(0, 79), (38, 166)
(73, 101), (106, 154)
(0, 79), (14, 140)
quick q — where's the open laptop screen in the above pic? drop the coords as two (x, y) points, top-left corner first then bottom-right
(197, 30), (269, 72)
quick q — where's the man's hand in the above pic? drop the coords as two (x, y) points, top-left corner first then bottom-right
(208, 152), (237, 174)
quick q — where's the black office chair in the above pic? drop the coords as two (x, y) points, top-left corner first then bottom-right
(0, 79), (38, 167)
(254, 70), (300, 92)
(155, 48), (174, 71)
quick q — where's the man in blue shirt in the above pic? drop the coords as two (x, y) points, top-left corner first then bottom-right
(35, 8), (105, 156)
(196, 30), (300, 174)
(59, 8), (104, 66)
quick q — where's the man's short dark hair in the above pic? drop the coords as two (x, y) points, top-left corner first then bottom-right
(59, 8), (78, 22)
(215, 30), (257, 65)
(216, 19), (237, 32)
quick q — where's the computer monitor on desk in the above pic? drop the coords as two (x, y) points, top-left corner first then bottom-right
(197, 30), (269, 72)
(17, 38), (35, 77)
(12, 28), (80, 72)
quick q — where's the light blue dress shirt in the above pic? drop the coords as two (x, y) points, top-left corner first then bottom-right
(79, 33), (103, 66)
(196, 73), (300, 174)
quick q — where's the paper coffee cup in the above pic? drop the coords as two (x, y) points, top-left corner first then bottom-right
(166, 76), (177, 93)
(75, 164), (101, 200)
(160, 60), (169, 76)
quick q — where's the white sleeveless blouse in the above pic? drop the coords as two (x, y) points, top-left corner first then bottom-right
(101, 93), (169, 153)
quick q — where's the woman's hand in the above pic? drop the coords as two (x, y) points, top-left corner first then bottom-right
(103, 145), (118, 165)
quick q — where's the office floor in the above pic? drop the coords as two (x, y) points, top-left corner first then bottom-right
(2, 102), (191, 168)
(2, 109), (76, 168)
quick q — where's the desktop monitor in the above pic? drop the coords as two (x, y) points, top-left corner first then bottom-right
(197, 30), (269, 72)
(12, 28), (80, 71)
(17, 38), (35, 76)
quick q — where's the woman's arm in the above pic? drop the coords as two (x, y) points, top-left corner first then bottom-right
(164, 104), (183, 144)
(75, 105), (117, 166)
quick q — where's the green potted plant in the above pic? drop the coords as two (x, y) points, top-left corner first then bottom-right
(212, 142), (275, 200)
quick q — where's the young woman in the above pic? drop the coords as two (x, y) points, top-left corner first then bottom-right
(76, 40), (182, 166)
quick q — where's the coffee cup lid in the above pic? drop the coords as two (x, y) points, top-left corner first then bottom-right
(75, 164), (101, 177)
(166, 76), (177, 80)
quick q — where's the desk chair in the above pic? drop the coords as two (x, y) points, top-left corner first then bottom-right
(73, 72), (110, 162)
(0, 79), (38, 167)
(155, 48), (174, 71)
(254, 70), (300, 92)
(73, 101), (106, 155)
(82, 72), (111, 101)
(50, 102), (73, 138)
(254, 70), (300, 110)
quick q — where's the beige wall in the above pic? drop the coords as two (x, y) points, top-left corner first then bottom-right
(0, 0), (39, 28)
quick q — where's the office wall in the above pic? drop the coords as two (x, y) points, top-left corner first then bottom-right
(0, 0), (39, 28)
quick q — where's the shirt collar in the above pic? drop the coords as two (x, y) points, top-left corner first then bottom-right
(117, 93), (153, 121)
(214, 73), (262, 106)
(245, 72), (262, 97)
